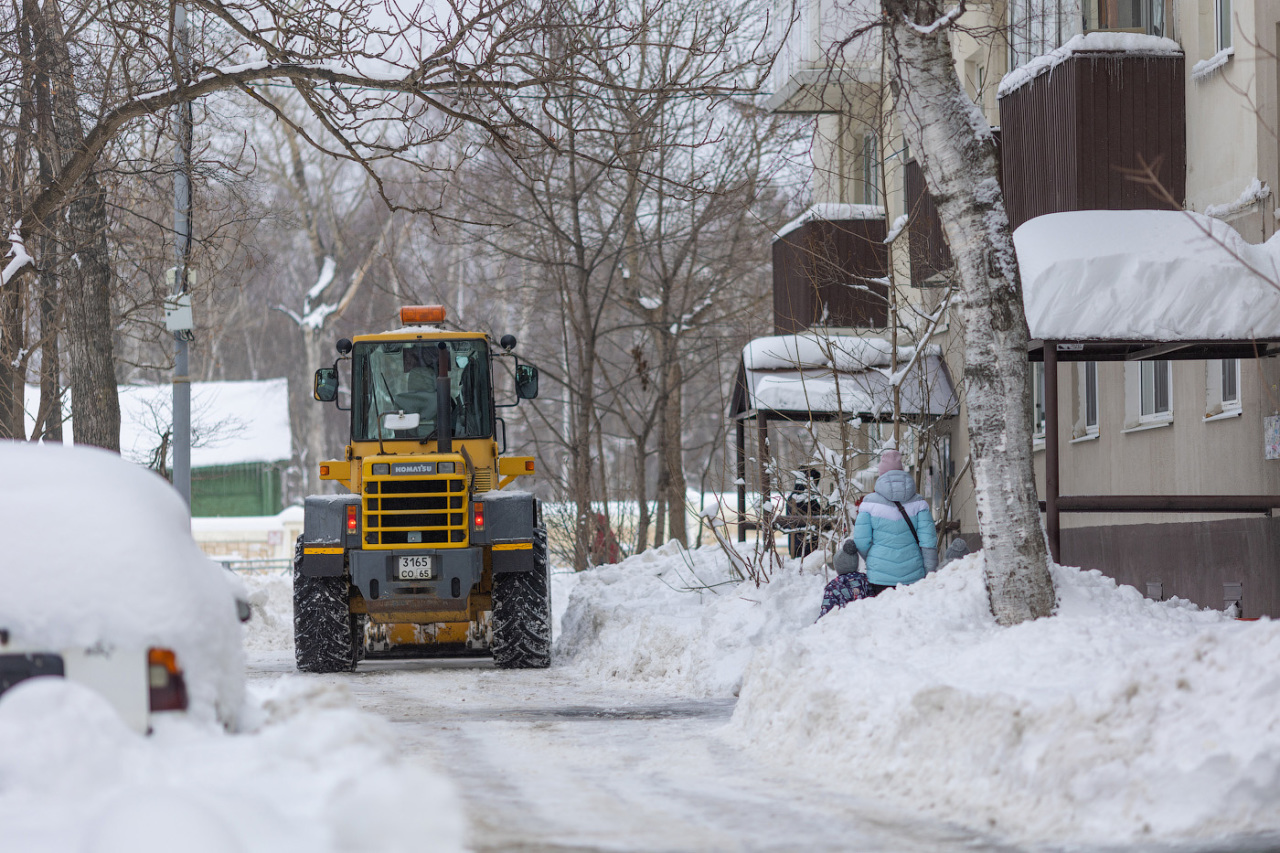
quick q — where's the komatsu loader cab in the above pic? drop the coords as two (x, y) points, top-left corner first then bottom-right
(295, 305), (549, 671)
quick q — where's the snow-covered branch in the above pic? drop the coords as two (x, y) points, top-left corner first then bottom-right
(2, 225), (33, 287)
(303, 257), (337, 313)
(883, 296), (950, 387)
(903, 2), (965, 35)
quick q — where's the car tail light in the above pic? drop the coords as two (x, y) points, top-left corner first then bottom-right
(147, 647), (188, 713)
(347, 504), (358, 534)
(474, 503), (485, 531)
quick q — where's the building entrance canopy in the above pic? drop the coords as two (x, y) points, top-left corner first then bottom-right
(728, 332), (959, 542)
(1013, 210), (1280, 560)
(1020, 209), (1280, 348)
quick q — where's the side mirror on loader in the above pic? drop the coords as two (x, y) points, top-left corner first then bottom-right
(515, 364), (539, 400)
(314, 367), (339, 402)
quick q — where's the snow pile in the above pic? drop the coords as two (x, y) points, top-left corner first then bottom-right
(240, 570), (297, 652)
(0, 443), (244, 726)
(729, 553), (1280, 844)
(0, 676), (466, 852)
(557, 541), (825, 697)
(998, 33), (1182, 97)
(1016, 209), (1280, 340)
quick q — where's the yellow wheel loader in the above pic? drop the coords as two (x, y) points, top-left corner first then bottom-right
(294, 305), (548, 671)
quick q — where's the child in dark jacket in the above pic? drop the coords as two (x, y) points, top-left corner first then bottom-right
(818, 540), (871, 618)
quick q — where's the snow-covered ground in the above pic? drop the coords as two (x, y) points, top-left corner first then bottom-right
(0, 568), (466, 853)
(557, 543), (1280, 848)
(10, 536), (1280, 851)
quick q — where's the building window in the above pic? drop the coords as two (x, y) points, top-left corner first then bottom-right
(1032, 361), (1046, 440)
(861, 133), (879, 206)
(1139, 360), (1172, 420)
(1010, 0), (1079, 67)
(1206, 358), (1241, 418)
(1073, 361), (1099, 438)
(1216, 0), (1232, 51)
(1086, 0), (1165, 37)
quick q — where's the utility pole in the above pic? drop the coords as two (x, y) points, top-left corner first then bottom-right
(172, 4), (193, 507)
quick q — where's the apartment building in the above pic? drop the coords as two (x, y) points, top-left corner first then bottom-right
(761, 0), (1280, 613)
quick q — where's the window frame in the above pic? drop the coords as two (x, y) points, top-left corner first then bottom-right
(1073, 361), (1099, 438)
(1032, 361), (1047, 442)
(1216, 0), (1232, 52)
(861, 132), (879, 206)
(1138, 360), (1172, 422)
(1205, 358), (1242, 420)
(1085, 0), (1166, 37)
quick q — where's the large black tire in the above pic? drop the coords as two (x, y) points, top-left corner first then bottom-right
(293, 538), (360, 673)
(491, 526), (552, 669)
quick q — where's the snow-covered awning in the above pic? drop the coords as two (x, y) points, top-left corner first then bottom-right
(1015, 210), (1280, 344)
(998, 32), (1182, 98)
(730, 333), (958, 421)
(775, 203), (885, 241)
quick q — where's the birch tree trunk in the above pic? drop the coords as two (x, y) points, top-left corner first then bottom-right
(881, 0), (1054, 624)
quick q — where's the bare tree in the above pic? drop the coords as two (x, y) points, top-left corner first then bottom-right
(1, 0), (768, 454)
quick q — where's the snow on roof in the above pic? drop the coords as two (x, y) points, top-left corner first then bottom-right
(1015, 210), (1280, 341)
(118, 378), (293, 468)
(190, 505), (304, 534)
(737, 333), (955, 418)
(998, 33), (1182, 98)
(776, 203), (885, 241)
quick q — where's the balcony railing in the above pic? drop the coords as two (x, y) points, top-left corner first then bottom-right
(764, 0), (881, 114)
(999, 46), (1185, 230)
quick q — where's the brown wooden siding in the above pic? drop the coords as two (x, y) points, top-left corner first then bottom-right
(772, 218), (889, 333)
(1063, 517), (1280, 618)
(999, 53), (1185, 230)
(904, 131), (999, 286)
(905, 160), (953, 286)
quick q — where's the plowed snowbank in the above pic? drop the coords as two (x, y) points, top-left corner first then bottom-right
(731, 552), (1280, 844)
(560, 543), (1280, 845)
(557, 541), (825, 697)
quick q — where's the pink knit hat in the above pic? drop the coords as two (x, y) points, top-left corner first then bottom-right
(878, 449), (904, 475)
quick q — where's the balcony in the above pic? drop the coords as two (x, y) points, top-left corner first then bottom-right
(998, 38), (1186, 230)
(772, 204), (888, 333)
(764, 0), (881, 114)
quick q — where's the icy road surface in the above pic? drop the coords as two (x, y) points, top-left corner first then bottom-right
(248, 652), (1019, 853)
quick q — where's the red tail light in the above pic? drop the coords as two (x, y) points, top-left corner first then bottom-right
(347, 504), (358, 534)
(147, 647), (189, 713)
(473, 503), (485, 531)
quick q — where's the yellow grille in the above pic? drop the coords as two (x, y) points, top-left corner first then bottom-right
(473, 468), (493, 492)
(362, 474), (468, 549)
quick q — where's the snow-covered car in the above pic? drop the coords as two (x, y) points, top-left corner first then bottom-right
(0, 442), (245, 732)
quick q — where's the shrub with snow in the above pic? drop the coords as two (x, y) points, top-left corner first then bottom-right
(0, 442), (244, 727)
(557, 540), (826, 697)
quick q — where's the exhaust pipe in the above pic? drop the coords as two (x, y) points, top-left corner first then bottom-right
(436, 341), (452, 454)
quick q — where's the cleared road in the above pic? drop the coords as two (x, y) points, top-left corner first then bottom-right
(249, 652), (1024, 852)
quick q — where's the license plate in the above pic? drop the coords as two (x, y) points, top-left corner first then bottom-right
(396, 555), (435, 580)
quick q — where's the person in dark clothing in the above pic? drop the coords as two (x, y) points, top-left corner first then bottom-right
(818, 540), (871, 618)
(938, 537), (970, 570)
(786, 466), (826, 558)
